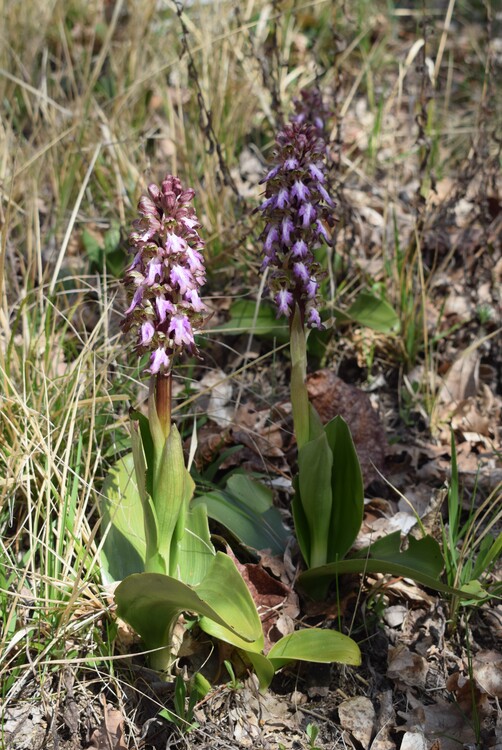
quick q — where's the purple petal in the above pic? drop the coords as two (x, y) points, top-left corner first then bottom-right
(299, 202), (316, 227)
(306, 278), (318, 299)
(308, 163), (325, 183)
(281, 217), (294, 245)
(168, 315), (194, 347)
(291, 239), (308, 258)
(180, 216), (199, 231)
(259, 165), (281, 184)
(148, 347), (170, 374)
(185, 247), (205, 273)
(140, 321), (155, 345)
(125, 287), (144, 315)
(284, 157), (299, 170)
(156, 296), (175, 323)
(165, 233), (187, 254)
(316, 220), (329, 240)
(308, 308), (322, 329)
(318, 184), (334, 206)
(260, 195), (277, 212)
(184, 288), (206, 312)
(276, 188), (290, 209)
(264, 225), (279, 252)
(138, 196), (159, 218)
(145, 259), (163, 286)
(291, 180), (310, 202)
(170, 264), (194, 295)
(293, 262), (309, 282)
(126, 251), (142, 272)
(148, 183), (161, 201)
(275, 289), (294, 318)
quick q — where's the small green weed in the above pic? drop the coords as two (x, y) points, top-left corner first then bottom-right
(159, 672), (211, 735)
(442, 432), (502, 629)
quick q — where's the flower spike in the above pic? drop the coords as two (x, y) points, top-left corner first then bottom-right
(122, 175), (208, 374)
(259, 122), (334, 329)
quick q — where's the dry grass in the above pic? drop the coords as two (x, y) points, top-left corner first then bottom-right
(0, 0), (500, 747)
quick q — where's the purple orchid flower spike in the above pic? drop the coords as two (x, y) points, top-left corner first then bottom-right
(122, 175), (208, 376)
(291, 86), (333, 144)
(259, 121), (334, 329)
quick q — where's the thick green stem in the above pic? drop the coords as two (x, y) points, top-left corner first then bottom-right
(147, 612), (180, 675)
(290, 306), (310, 450)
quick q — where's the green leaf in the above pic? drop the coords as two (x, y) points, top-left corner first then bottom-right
(297, 431), (333, 568)
(455, 579), (492, 605)
(100, 453), (145, 584)
(116, 552), (264, 662)
(175, 504), (214, 586)
(238, 650), (276, 690)
(267, 629), (361, 669)
(82, 229), (102, 265)
(130, 422), (163, 573)
(193, 475), (289, 556)
(130, 410), (155, 496)
(324, 416), (364, 562)
(290, 307), (309, 450)
(297, 532), (471, 600)
(291, 475), (310, 566)
(334, 292), (400, 333)
(153, 424), (192, 572)
(216, 299), (288, 339)
(472, 531), (502, 581)
(104, 223), (121, 254)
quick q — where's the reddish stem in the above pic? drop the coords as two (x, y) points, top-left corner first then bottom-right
(156, 372), (172, 438)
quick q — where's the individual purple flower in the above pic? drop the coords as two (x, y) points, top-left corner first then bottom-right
(264, 225), (279, 252)
(170, 264), (194, 296)
(292, 239), (308, 259)
(308, 308), (322, 328)
(309, 163), (325, 183)
(122, 174), (209, 372)
(277, 188), (290, 209)
(291, 180), (310, 202)
(299, 202), (316, 227)
(168, 315), (194, 349)
(145, 259), (162, 286)
(141, 320), (155, 346)
(281, 217), (294, 245)
(293, 262), (309, 283)
(148, 347), (170, 375)
(284, 157), (299, 170)
(258, 121), (334, 329)
(156, 296), (175, 323)
(184, 288), (206, 313)
(275, 289), (294, 317)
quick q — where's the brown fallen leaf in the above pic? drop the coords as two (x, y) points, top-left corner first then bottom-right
(387, 644), (429, 689)
(400, 698), (477, 750)
(472, 650), (502, 698)
(437, 349), (479, 406)
(399, 733), (427, 750)
(370, 690), (396, 750)
(306, 369), (387, 486)
(338, 696), (376, 749)
(88, 698), (127, 750)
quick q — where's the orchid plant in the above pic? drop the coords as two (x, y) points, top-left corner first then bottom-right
(258, 120), (366, 571)
(102, 174), (360, 685)
(255, 109), (474, 603)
